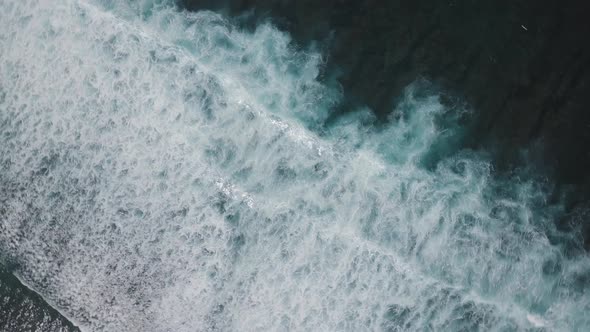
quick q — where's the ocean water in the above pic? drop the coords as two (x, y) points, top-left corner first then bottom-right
(1, 0), (589, 331)
(0, 264), (79, 331)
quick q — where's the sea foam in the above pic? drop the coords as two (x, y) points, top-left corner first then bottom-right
(1, 0), (589, 331)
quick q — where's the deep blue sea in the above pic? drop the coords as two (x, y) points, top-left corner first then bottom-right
(1, 1), (589, 331)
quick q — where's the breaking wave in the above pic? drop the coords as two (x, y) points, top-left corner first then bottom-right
(1, 0), (589, 330)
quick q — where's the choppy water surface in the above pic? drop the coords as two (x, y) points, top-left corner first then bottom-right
(1, 1), (589, 331)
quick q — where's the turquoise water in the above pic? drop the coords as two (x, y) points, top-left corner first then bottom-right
(1, 1), (589, 331)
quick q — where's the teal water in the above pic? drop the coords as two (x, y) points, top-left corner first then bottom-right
(0, 1), (589, 331)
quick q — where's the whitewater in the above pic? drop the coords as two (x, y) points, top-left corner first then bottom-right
(1, 0), (589, 331)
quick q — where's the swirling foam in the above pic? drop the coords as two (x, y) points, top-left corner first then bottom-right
(1, 0), (589, 331)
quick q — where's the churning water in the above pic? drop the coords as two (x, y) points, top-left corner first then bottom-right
(1, 0), (590, 331)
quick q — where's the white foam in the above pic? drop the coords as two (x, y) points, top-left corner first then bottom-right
(1, 0), (589, 331)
